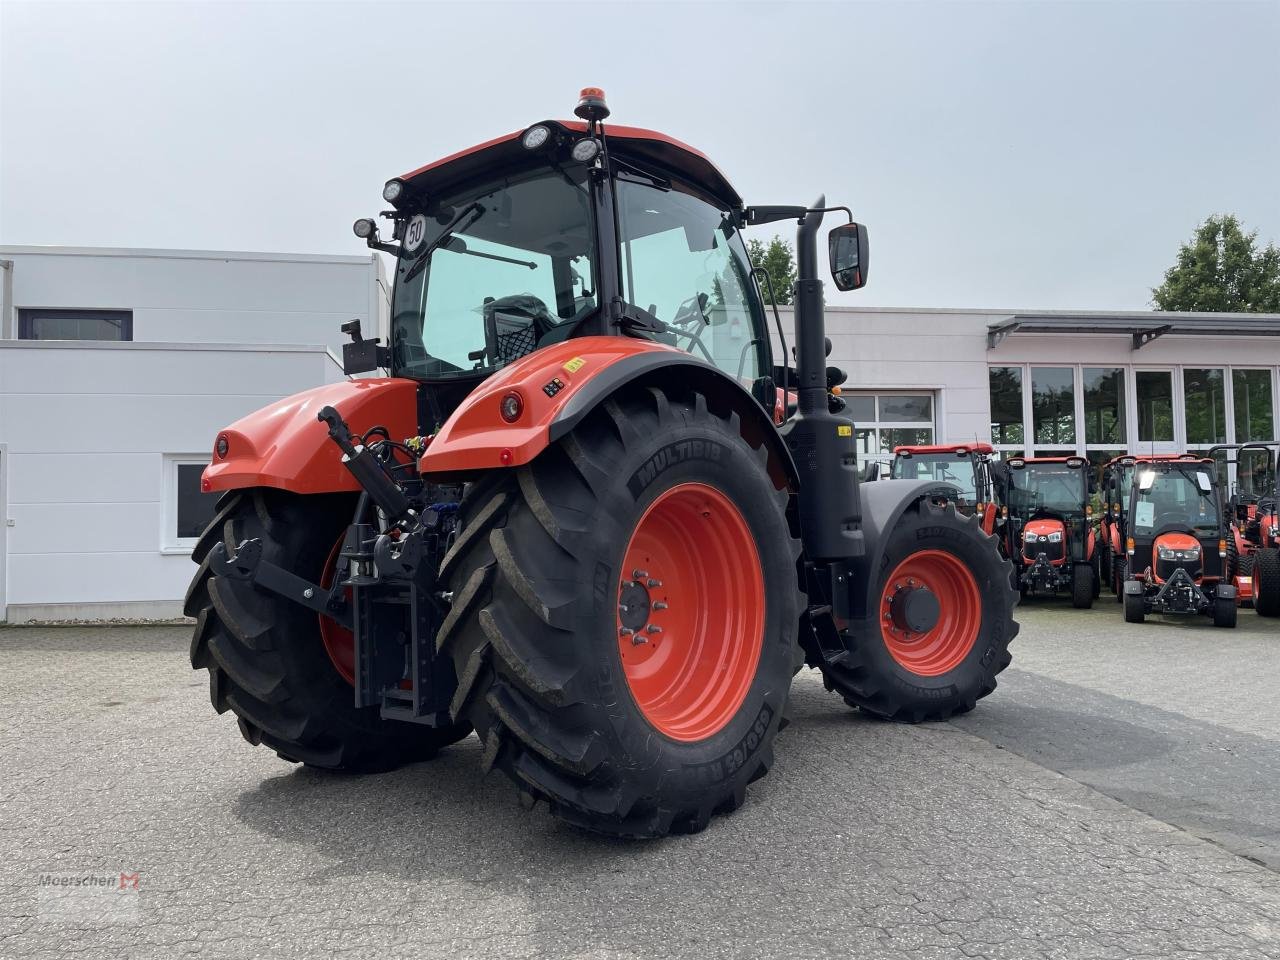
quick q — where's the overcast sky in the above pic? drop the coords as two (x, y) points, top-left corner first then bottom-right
(1, 0), (1277, 311)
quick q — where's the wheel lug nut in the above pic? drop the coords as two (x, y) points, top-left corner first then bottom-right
(619, 627), (634, 637)
(631, 634), (648, 646)
(619, 604), (629, 612)
(648, 579), (662, 588)
(633, 569), (649, 580)
(653, 601), (668, 611)
(646, 624), (663, 634)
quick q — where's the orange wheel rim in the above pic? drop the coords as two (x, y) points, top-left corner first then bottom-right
(318, 534), (355, 686)
(880, 549), (981, 677)
(617, 482), (765, 742)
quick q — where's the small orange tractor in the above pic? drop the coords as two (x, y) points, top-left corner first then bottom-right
(185, 90), (1016, 837)
(1120, 456), (1238, 627)
(1209, 442), (1280, 616)
(1000, 456), (1099, 607)
(888, 443), (1000, 535)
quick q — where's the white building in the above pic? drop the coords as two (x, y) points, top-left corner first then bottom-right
(1, 246), (1278, 622)
(0, 246), (387, 623)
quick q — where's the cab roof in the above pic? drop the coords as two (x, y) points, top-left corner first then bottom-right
(894, 443), (994, 456)
(398, 121), (743, 209)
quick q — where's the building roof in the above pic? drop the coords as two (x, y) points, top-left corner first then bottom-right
(987, 311), (1280, 349)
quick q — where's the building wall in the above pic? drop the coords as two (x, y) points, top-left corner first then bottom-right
(0, 341), (343, 621)
(0, 246), (387, 355)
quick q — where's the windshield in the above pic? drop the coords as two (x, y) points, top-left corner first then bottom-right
(1237, 447), (1276, 500)
(1110, 464), (1134, 515)
(616, 177), (767, 381)
(391, 168), (597, 379)
(1007, 462), (1087, 518)
(891, 455), (978, 501)
(1132, 468), (1219, 534)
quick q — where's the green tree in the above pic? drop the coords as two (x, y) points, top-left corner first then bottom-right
(1152, 214), (1280, 312)
(747, 235), (797, 305)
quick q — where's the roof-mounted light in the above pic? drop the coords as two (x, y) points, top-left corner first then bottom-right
(382, 179), (405, 203)
(521, 124), (552, 151)
(574, 87), (610, 121)
(571, 138), (601, 163)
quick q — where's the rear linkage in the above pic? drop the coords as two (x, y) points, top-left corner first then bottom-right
(208, 405), (461, 726)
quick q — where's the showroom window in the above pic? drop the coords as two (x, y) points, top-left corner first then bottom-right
(1031, 367), (1075, 447)
(18, 308), (133, 341)
(846, 393), (935, 466)
(989, 367), (1024, 446)
(1233, 369), (1274, 441)
(1083, 368), (1125, 446)
(1135, 370), (1174, 443)
(1183, 368), (1227, 447)
(163, 456), (216, 552)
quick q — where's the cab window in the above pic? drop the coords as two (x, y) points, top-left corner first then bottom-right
(616, 178), (767, 381)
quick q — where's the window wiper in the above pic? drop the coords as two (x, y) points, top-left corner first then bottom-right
(401, 202), (485, 284)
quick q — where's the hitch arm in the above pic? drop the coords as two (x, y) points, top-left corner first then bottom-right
(208, 539), (353, 630)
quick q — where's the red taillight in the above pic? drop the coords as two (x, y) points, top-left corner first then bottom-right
(500, 392), (523, 423)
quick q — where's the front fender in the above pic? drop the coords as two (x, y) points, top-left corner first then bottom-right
(203, 377), (419, 494)
(850, 479), (962, 616)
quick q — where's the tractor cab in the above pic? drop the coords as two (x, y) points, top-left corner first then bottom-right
(1099, 455), (1136, 596)
(1003, 456), (1098, 607)
(888, 443), (997, 530)
(1121, 457), (1236, 627)
(1208, 442), (1280, 616)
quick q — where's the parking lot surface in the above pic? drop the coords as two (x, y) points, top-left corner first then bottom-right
(2, 604), (1279, 959)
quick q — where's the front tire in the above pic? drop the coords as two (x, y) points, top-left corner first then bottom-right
(1124, 589), (1145, 623)
(1213, 594), (1238, 628)
(435, 386), (805, 838)
(1071, 563), (1094, 609)
(815, 502), (1017, 722)
(185, 490), (471, 771)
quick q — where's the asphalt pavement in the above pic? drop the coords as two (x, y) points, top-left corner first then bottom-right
(2, 602), (1279, 959)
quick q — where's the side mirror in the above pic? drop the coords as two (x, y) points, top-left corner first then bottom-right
(861, 461), (881, 483)
(829, 222), (869, 291)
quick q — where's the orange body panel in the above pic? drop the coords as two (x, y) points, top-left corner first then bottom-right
(1150, 532), (1203, 585)
(203, 378), (420, 494)
(1022, 518), (1067, 566)
(418, 336), (683, 475)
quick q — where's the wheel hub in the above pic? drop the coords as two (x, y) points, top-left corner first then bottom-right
(889, 583), (941, 636)
(618, 579), (653, 632)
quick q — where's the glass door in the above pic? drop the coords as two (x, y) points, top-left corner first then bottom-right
(1134, 369), (1179, 455)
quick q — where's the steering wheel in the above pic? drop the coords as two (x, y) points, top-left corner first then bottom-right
(669, 293), (709, 329)
(1154, 510), (1189, 529)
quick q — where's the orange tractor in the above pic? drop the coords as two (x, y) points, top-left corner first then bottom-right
(185, 90), (1017, 837)
(1000, 456), (1099, 607)
(888, 443), (1001, 535)
(1209, 443), (1280, 616)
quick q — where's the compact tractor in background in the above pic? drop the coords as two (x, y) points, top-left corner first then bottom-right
(1121, 456), (1238, 627)
(185, 90), (1017, 838)
(888, 443), (1002, 537)
(1000, 456), (1099, 608)
(1209, 442), (1280, 616)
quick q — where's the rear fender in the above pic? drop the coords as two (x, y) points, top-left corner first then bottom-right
(418, 336), (798, 488)
(846, 479), (962, 618)
(203, 378), (419, 494)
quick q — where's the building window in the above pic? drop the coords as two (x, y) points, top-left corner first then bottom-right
(18, 308), (133, 341)
(1183, 368), (1227, 446)
(989, 367), (1024, 445)
(1083, 368), (1125, 445)
(1233, 369), (1274, 441)
(845, 392), (935, 465)
(163, 456), (216, 552)
(1135, 370), (1174, 443)
(1032, 367), (1075, 446)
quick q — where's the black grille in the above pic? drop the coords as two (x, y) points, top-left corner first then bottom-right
(1024, 539), (1065, 563)
(1157, 556), (1202, 582)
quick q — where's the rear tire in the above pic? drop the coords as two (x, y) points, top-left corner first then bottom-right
(1213, 594), (1238, 628)
(814, 501), (1017, 722)
(1255, 548), (1280, 617)
(185, 489), (471, 771)
(435, 385), (805, 838)
(1071, 563), (1094, 609)
(1123, 589), (1145, 624)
